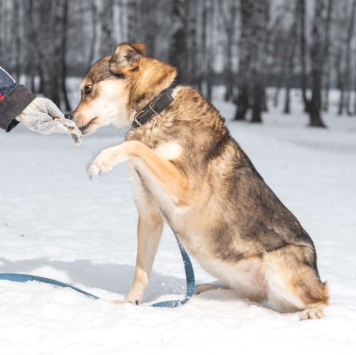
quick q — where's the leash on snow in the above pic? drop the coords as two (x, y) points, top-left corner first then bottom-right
(0, 235), (195, 308)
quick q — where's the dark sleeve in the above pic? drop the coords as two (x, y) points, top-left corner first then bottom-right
(0, 67), (36, 132)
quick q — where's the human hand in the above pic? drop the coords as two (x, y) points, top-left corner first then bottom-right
(16, 97), (82, 146)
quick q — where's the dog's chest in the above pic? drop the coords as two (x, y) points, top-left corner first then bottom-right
(126, 125), (170, 149)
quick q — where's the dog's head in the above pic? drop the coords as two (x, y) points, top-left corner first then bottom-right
(69, 43), (176, 135)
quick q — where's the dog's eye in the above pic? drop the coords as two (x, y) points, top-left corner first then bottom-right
(84, 85), (93, 95)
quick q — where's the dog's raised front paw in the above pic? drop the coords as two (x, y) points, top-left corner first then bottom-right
(87, 150), (114, 178)
(87, 148), (128, 179)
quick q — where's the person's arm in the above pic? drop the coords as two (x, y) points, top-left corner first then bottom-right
(0, 67), (81, 145)
(0, 66), (35, 132)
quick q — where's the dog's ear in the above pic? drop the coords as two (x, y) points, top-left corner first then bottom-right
(109, 43), (146, 75)
(130, 43), (146, 56)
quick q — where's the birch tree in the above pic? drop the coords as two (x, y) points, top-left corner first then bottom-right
(338, 0), (356, 115)
(322, 0), (333, 112)
(100, 0), (114, 56)
(169, 0), (188, 82)
(308, 0), (326, 127)
(219, 0), (238, 101)
(235, 0), (270, 123)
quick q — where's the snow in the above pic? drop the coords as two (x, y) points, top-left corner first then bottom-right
(0, 86), (356, 354)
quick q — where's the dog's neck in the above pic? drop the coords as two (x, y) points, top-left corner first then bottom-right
(131, 82), (178, 128)
(129, 62), (177, 113)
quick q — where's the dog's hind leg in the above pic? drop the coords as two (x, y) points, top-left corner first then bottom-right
(114, 166), (164, 305)
(194, 283), (227, 295)
(264, 244), (329, 320)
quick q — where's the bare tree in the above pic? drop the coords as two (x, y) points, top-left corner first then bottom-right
(87, 0), (98, 67)
(235, 0), (253, 121)
(22, 0), (35, 92)
(169, 0), (188, 82)
(309, 0), (327, 127)
(322, 0), (333, 112)
(338, 0), (356, 116)
(60, 0), (71, 111)
(235, 0), (270, 123)
(126, 0), (139, 43)
(12, 0), (21, 80)
(297, 0), (327, 127)
(284, 11), (298, 114)
(219, 0), (238, 102)
(298, 0), (310, 114)
(100, 0), (114, 56)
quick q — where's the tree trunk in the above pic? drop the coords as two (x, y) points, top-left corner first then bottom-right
(140, 0), (158, 58)
(12, 0), (21, 80)
(284, 86), (291, 114)
(206, 0), (214, 101)
(341, 0), (356, 116)
(235, 0), (269, 123)
(219, 0), (237, 102)
(251, 80), (263, 123)
(198, 0), (207, 93)
(24, 0), (36, 92)
(88, 0), (98, 67)
(336, 43), (344, 115)
(51, 1), (63, 107)
(309, 0), (326, 127)
(298, 0), (310, 113)
(284, 18), (297, 114)
(0, 2), (3, 62)
(169, 0), (188, 83)
(234, 0), (253, 121)
(273, 86), (281, 108)
(61, 0), (71, 112)
(322, 0), (333, 112)
(250, 0), (269, 123)
(127, 0), (138, 42)
(100, 0), (114, 56)
(224, 31), (234, 102)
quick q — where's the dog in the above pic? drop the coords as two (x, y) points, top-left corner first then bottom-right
(68, 43), (328, 320)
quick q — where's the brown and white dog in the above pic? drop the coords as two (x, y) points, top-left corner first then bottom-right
(69, 43), (328, 320)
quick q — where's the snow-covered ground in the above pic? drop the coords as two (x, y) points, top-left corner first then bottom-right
(0, 86), (356, 355)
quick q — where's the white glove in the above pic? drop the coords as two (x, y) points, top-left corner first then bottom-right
(16, 97), (82, 146)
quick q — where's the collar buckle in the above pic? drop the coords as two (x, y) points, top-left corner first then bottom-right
(133, 111), (144, 126)
(148, 102), (160, 118)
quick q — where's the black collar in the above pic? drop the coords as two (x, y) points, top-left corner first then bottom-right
(132, 82), (178, 128)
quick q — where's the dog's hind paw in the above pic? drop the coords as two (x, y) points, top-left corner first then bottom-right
(299, 306), (325, 320)
(194, 283), (222, 295)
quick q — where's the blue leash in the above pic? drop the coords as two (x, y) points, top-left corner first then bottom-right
(0, 235), (195, 308)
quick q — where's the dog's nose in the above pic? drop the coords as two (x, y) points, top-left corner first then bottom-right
(65, 112), (73, 120)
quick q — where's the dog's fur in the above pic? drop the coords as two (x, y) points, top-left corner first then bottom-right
(71, 43), (328, 320)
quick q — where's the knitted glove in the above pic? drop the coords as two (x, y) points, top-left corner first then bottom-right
(16, 97), (82, 146)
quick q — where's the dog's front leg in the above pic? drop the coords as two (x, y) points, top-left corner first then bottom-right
(88, 140), (192, 207)
(119, 167), (164, 305)
(124, 213), (163, 305)
(89, 141), (193, 305)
